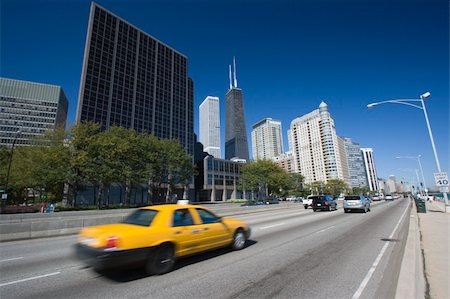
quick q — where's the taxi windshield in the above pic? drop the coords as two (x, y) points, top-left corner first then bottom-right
(123, 209), (158, 227)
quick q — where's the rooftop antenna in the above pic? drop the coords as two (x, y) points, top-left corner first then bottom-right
(233, 57), (238, 88)
(228, 65), (232, 90)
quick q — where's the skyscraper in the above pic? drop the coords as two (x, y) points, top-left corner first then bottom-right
(337, 136), (351, 186)
(251, 118), (283, 160)
(343, 137), (368, 188)
(225, 58), (249, 161)
(361, 148), (379, 192)
(76, 2), (194, 154)
(387, 175), (398, 194)
(0, 78), (68, 146)
(290, 101), (344, 183)
(199, 96), (221, 158)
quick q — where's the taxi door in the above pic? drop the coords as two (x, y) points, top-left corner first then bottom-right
(169, 208), (204, 256)
(192, 208), (232, 251)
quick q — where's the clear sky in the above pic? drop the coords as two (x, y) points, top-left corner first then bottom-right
(1, 0), (448, 189)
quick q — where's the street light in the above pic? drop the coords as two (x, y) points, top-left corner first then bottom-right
(367, 92), (449, 212)
(396, 155), (427, 196)
(1, 130), (21, 213)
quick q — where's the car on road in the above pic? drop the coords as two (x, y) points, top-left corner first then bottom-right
(75, 202), (251, 275)
(311, 195), (338, 211)
(303, 195), (314, 209)
(385, 194), (393, 201)
(343, 195), (371, 213)
(372, 194), (382, 201)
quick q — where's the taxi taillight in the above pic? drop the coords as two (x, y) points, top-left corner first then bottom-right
(104, 236), (119, 250)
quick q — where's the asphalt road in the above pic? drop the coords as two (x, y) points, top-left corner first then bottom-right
(0, 198), (411, 299)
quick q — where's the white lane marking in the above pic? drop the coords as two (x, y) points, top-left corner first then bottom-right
(315, 226), (335, 234)
(259, 223), (286, 230)
(0, 272), (60, 287)
(352, 202), (409, 299)
(0, 257), (24, 263)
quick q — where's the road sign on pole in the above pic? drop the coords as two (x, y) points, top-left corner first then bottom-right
(434, 172), (449, 187)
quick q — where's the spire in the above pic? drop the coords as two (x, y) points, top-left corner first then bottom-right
(229, 65), (232, 90)
(233, 57), (238, 88)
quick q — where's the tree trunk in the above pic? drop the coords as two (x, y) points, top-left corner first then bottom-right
(125, 181), (131, 206)
(165, 173), (172, 203)
(147, 178), (154, 205)
(96, 183), (103, 209)
(182, 182), (188, 200)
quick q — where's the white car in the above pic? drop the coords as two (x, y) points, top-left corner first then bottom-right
(385, 194), (393, 200)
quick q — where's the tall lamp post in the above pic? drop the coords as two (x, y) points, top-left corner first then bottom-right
(367, 92), (449, 212)
(2, 130), (21, 213)
(396, 155), (427, 196)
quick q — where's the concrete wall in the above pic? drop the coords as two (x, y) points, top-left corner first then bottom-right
(0, 209), (134, 242)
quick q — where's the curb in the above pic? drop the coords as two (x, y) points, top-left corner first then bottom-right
(395, 202), (425, 299)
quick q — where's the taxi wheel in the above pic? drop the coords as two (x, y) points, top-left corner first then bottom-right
(231, 229), (246, 250)
(146, 244), (175, 275)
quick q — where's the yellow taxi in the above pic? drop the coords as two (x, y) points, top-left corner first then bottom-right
(75, 201), (250, 275)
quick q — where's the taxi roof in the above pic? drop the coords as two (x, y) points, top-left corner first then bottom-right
(139, 204), (202, 211)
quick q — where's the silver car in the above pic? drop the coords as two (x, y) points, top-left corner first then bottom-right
(344, 195), (371, 213)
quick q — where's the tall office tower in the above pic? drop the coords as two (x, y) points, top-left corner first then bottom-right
(225, 58), (249, 161)
(386, 175), (397, 194)
(76, 3), (194, 154)
(290, 101), (343, 183)
(251, 118), (283, 160)
(361, 148), (379, 192)
(0, 78), (68, 146)
(343, 137), (368, 188)
(337, 136), (351, 186)
(199, 96), (221, 158)
(273, 151), (295, 173)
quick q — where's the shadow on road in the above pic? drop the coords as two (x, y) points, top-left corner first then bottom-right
(96, 239), (258, 283)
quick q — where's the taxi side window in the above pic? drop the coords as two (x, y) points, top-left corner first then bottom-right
(197, 209), (220, 224)
(173, 209), (194, 227)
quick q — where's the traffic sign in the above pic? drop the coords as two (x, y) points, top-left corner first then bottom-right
(1, 194), (7, 200)
(440, 187), (449, 193)
(434, 172), (449, 187)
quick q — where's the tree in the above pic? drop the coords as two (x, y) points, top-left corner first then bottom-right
(304, 181), (326, 195)
(287, 173), (305, 196)
(324, 179), (350, 196)
(352, 186), (370, 195)
(68, 122), (102, 206)
(240, 160), (291, 199)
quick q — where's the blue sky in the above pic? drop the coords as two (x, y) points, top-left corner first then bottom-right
(1, 0), (448, 189)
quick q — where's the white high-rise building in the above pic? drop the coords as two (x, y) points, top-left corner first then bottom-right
(387, 175), (398, 194)
(361, 148), (379, 192)
(289, 101), (344, 183)
(251, 118), (283, 160)
(337, 136), (351, 186)
(199, 96), (221, 158)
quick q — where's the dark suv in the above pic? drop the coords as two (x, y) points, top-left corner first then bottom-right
(311, 195), (338, 212)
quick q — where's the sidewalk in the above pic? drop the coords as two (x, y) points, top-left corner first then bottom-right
(419, 200), (450, 299)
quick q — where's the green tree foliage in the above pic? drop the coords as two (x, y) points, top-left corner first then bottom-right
(304, 179), (350, 196)
(351, 186), (371, 195)
(287, 173), (306, 196)
(324, 179), (350, 196)
(240, 160), (291, 199)
(3, 122), (195, 207)
(304, 181), (326, 195)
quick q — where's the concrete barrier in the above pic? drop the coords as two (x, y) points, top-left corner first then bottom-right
(395, 204), (425, 298)
(0, 211), (130, 242)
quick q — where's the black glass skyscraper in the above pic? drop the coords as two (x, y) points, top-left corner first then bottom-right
(225, 59), (249, 160)
(76, 3), (194, 154)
